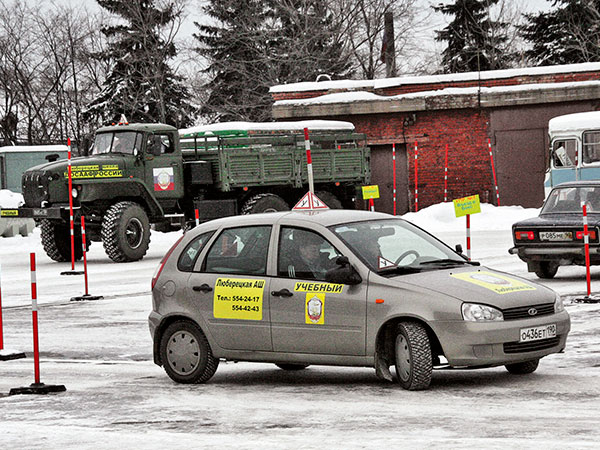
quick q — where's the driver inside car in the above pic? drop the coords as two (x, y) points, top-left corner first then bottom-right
(280, 230), (337, 280)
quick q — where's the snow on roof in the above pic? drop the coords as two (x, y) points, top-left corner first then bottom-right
(180, 120), (355, 136)
(274, 80), (600, 107)
(270, 62), (600, 93)
(549, 111), (600, 134)
(0, 145), (68, 154)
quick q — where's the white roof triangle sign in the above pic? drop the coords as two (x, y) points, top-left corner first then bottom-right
(378, 256), (397, 270)
(293, 192), (330, 210)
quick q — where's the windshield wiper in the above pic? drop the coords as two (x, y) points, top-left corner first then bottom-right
(418, 258), (480, 266)
(378, 266), (423, 276)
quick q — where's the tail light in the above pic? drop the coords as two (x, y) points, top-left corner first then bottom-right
(576, 230), (597, 240)
(151, 234), (185, 290)
(515, 231), (534, 240)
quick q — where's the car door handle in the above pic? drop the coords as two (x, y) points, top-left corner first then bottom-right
(271, 288), (293, 297)
(193, 284), (213, 293)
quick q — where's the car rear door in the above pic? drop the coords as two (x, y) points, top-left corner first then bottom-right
(269, 226), (367, 356)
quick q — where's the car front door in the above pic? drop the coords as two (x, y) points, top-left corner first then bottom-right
(269, 226), (367, 356)
(187, 225), (273, 351)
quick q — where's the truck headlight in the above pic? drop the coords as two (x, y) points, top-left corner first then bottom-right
(462, 303), (504, 322)
(554, 293), (565, 313)
(71, 188), (78, 198)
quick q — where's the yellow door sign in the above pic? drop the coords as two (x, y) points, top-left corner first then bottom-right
(451, 271), (536, 294)
(213, 278), (265, 320)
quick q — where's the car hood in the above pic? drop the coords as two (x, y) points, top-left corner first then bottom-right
(383, 265), (556, 309)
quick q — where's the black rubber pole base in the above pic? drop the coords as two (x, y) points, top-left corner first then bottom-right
(60, 270), (85, 276)
(9, 382), (66, 395)
(70, 294), (104, 302)
(0, 350), (27, 361)
(573, 295), (600, 303)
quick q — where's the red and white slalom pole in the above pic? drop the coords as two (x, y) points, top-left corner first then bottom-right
(466, 214), (471, 261)
(195, 208), (200, 227)
(392, 143), (397, 215)
(369, 198), (375, 212)
(583, 203), (592, 297)
(444, 143), (449, 202)
(81, 217), (89, 296)
(304, 128), (315, 193)
(67, 138), (75, 270)
(414, 141), (419, 212)
(487, 139), (500, 206)
(30, 253), (41, 384)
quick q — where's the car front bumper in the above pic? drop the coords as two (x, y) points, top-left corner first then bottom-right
(431, 310), (570, 367)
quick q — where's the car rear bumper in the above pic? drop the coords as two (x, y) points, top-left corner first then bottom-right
(431, 311), (570, 367)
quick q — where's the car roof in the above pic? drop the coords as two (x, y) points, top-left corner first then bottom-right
(554, 180), (600, 188)
(202, 209), (395, 229)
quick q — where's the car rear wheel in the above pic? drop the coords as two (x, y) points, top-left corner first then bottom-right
(394, 321), (433, 390)
(275, 363), (309, 371)
(160, 321), (219, 384)
(505, 359), (539, 375)
(534, 261), (559, 279)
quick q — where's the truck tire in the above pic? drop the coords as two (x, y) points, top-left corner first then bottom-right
(394, 321), (433, 390)
(101, 201), (150, 262)
(40, 219), (84, 262)
(241, 193), (289, 214)
(315, 191), (343, 209)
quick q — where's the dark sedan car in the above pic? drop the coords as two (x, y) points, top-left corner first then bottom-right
(510, 181), (600, 278)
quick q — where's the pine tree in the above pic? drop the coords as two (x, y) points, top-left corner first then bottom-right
(84, 0), (195, 127)
(195, 0), (353, 122)
(433, 0), (512, 73)
(521, 0), (600, 66)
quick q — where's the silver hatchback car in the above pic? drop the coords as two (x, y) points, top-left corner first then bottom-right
(149, 210), (570, 390)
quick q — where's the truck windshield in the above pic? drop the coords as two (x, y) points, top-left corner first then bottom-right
(91, 132), (143, 155)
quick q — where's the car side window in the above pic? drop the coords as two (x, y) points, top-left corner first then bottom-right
(177, 231), (214, 272)
(203, 226), (271, 275)
(278, 227), (340, 281)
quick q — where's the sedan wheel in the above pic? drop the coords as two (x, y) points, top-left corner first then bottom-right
(394, 322), (433, 390)
(505, 359), (539, 375)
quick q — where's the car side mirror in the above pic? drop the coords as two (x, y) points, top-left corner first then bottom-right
(455, 244), (463, 254)
(325, 256), (362, 285)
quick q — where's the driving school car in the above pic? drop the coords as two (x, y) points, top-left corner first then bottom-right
(149, 210), (570, 390)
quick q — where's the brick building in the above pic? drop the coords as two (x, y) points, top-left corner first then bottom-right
(270, 62), (600, 214)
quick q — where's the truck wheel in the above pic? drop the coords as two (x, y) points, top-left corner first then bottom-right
(534, 262), (559, 279)
(40, 219), (84, 262)
(505, 359), (539, 375)
(241, 193), (289, 214)
(101, 201), (150, 262)
(394, 321), (433, 390)
(316, 191), (343, 209)
(160, 320), (219, 384)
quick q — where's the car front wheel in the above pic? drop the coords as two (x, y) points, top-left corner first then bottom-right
(394, 321), (433, 390)
(159, 321), (219, 384)
(505, 359), (539, 375)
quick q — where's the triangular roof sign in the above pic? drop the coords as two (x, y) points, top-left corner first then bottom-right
(378, 256), (397, 270)
(293, 191), (330, 210)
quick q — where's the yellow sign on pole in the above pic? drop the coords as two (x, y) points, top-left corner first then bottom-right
(362, 185), (380, 200)
(453, 194), (481, 218)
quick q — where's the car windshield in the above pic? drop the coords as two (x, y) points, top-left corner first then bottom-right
(330, 219), (468, 275)
(542, 186), (600, 214)
(91, 131), (143, 155)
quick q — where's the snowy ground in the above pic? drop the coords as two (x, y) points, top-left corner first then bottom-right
(1, 203), (599, 449)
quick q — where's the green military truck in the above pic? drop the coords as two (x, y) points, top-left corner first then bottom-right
(1, 120), (370, 262)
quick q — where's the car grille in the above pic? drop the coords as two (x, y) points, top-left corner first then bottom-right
(22, 170), (48, 207)
(502, 302), (555, 320)
(503, 336), (561, 354)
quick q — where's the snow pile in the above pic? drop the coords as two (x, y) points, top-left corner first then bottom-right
(401, 202), (540, 232)
(0, 189), (23, 208)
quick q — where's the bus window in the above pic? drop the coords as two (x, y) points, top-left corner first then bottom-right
(583, 131), (600, 164)
(552, 139), (577, 167)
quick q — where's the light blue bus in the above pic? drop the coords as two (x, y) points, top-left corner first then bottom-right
(546, 111), (600, 193)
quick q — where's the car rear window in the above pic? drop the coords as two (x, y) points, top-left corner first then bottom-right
(177, 231), (215, 272)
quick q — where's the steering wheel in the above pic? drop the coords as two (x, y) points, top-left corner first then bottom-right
(395, 250), (420, 265)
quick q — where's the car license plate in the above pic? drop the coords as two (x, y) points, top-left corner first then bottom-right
(519, 324), (557, 342)
(539, 231), (572, 241)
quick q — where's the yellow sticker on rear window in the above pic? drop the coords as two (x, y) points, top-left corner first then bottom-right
(213, 278), (265, 320)
(294, 282), (343, 293)
(451, 271), (536, 294)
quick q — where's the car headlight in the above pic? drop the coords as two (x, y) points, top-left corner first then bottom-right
(462, 303), (504, 322)
(554, 293), (565, 313)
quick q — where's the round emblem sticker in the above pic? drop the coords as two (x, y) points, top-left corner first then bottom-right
(157, 170), (171, 190)
(307, 295), (323, 323)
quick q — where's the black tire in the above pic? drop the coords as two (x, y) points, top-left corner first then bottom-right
(241, 193), (289, 214)
(505, 359), (539, 375)
(40, 219), (84, 262)
(534, 261), (559, 279)
(315, 191), (343, 209)
(159, 321), (219, 384)
(394, 321), (433, 390)
(275, 363), (309, 371)
(101, 201), (150, 262)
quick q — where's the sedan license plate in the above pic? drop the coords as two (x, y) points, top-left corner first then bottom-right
(519, 324), (557, 342)
(539, 231), (572, 241)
